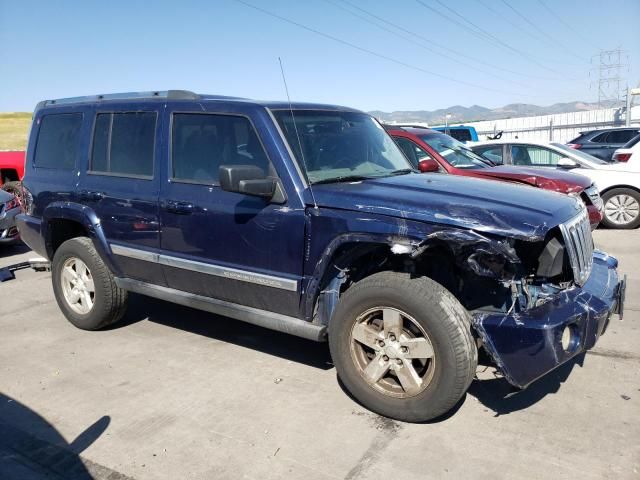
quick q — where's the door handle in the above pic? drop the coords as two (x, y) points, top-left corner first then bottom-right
(164, 200), (195, 215)
(78, 190), (105, 201)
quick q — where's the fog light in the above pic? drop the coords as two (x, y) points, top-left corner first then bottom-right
(561, 325), (578, 352)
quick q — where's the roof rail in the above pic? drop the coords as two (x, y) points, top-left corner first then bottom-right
(382, 124), (431, 130)
(42, 90), (200, 106)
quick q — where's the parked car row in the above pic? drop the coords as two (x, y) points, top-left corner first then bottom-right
(470, 139), (640, 229)
(385, 126), (603, 229)
(10, 90), (625, 423)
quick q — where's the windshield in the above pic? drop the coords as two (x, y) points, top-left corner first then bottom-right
(272, 110), (412, 184)
(551, 143), (609, 166)
(419, 133), (492, 169)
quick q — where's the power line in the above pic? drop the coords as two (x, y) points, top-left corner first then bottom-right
(233, 0), (540, 97)
(416, 0), (562, 75)
(498, 0), (589, 61)
(335, 0), (554, 82)
(536, 0), (602, 51)
(324, 0), (532, 88)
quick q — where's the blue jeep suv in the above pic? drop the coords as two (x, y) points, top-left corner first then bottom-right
(16, 91), (625, 422)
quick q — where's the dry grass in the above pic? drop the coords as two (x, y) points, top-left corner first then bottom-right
(0, 112), (31, 151)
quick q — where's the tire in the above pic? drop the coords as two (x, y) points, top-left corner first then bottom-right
(329, 271), (477, 423)
(601, 188), (640, 229)
(51, 237), (128, 330)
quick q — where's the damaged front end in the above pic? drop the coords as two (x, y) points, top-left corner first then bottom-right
(412, 208), (625, 389)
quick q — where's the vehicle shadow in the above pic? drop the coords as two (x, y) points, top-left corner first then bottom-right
(467, 353), (586, 416)
(0, 392), (109, 479)
(0, 242), (30, 259)
(116, 293), (334, 371)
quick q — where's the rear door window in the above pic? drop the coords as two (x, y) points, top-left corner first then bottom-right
(511, 145), (564, 167)
(34, 113), (83, 169)
(607, 130), (639, 144)
(90, 112), (156, 177)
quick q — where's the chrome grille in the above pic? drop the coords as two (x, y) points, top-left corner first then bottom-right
(585, 184), (603, 210)
(559, 209), (594, 286)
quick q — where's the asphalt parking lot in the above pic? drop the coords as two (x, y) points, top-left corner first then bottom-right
(1, 230), (639, 480)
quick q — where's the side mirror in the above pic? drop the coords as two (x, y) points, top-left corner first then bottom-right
(418, 158), (440, 173)
(557, 158), (578, 169)
(219, 165), (275, 199)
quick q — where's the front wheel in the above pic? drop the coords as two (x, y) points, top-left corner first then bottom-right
(602, 188), (640, 229)
(328, 271), (477, 422)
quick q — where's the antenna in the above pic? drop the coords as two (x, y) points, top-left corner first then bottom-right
(278, 57), (318, 209)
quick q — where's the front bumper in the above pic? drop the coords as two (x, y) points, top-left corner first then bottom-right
(473, 251), (624, 389)
(0, 206), (21, 244)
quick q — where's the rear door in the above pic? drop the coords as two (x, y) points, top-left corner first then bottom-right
(78, 104), (164, 285)
(157, 106), (306, 317)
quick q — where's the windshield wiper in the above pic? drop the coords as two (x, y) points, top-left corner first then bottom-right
(386, 168), (414, 176)
(312, 175), (375, 185)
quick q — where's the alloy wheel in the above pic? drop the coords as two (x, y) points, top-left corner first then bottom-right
(60, 257), (95, 315)
(349, 307), (436, 398)
(604, 194), (640, 226)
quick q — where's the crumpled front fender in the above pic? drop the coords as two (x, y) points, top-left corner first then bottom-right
(472, 251), (622, 389)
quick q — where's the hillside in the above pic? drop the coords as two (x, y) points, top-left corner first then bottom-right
(0, 112), (31, 150)
(369, 100), (618, 125)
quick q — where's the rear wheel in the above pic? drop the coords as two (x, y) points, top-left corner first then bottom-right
(52, 237), (128, 330)
(329, 271), (477, 422)
(602, 188), (640, 229)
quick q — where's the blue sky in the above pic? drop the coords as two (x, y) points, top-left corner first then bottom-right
(1, 0), (638, 112)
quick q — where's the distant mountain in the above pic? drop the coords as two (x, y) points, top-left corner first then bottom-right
(369, 100), (619, 125)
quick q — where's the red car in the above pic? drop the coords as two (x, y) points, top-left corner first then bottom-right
(0, 151), (25, 186)
(0, 150), (26, 204)
(387, 126), (603, 229)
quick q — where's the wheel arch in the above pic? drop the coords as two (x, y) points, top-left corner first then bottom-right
(600, 184), (640, 197)
(42, 202), (119, 274)
(304, 233), (462, 326)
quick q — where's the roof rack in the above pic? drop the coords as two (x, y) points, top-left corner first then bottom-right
(41, 90), (200, 106)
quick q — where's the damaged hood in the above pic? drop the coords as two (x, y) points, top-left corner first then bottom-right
(471, 166), (591, 194)
(311, 173), (583, 241)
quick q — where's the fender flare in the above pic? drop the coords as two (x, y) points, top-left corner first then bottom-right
(41, 202), (120, 275)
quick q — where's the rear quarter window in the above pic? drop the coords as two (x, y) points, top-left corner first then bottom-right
(34, 113), (83, 169)
(447, 129), (472, 142)
(590, 132), (610, 143)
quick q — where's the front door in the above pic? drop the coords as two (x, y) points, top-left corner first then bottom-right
(158, 108), (305, 317)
